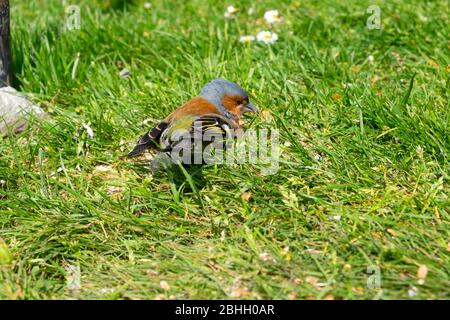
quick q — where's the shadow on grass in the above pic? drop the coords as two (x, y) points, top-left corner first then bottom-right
(96, 0), (139, 12)
(168, 165), (207, 192)
(130, 161), (207, 192)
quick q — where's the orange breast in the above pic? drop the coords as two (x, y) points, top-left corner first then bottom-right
(166, 97), (220, 121)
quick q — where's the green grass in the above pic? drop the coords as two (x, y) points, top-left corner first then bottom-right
(0, 0), (449, 299)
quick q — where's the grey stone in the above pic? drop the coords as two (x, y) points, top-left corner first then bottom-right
(0, 86), (47, 135)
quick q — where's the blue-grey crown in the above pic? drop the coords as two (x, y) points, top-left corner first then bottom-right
(199, 78), (248, 116)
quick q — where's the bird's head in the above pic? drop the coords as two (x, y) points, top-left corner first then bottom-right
(199, 78), (257, 118)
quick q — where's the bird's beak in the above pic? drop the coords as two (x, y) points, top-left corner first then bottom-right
(242, 102), (258, 113)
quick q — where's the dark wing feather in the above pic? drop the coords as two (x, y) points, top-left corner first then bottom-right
(162, 113), (235, 152)
(127, 121), (169, 157)
(161, 113), (237, 166)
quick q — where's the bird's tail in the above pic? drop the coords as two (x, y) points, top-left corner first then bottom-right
(127, 121), (169, 157)
(127, 142), (151, 158)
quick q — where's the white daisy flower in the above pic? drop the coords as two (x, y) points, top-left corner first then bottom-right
(367, 55), (375, 63)
(144, 2), (152, 9)
(82, 124), (94, 138)
(239, 35), (255, 43)
(264, 10), (282, 24)
(224, 5), (238, 19)
(256, 31), (278, 44)
(226, 5), (238, 14)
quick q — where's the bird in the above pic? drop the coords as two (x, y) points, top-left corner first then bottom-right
(128, 78), (257, 170)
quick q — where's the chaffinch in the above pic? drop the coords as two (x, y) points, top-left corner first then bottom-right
(128, 78), (257, 168)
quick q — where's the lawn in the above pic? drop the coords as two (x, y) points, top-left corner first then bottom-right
(0, 0), (449, 299)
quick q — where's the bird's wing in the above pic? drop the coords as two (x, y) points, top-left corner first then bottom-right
(160, 113), (236, 151)
(128, 97), (220, 158)
(127, 121), (169, 157)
